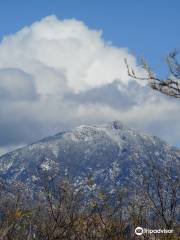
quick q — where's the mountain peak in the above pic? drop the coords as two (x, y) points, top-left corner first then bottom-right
(75, 120), (128, 132)
(0, 121), (179, 197)
(108, 120), (127, 130)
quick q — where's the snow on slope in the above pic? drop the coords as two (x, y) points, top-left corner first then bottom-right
(0, 121), (179, 195)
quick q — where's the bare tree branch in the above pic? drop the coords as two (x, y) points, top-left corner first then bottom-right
(125, 51), (180, 98)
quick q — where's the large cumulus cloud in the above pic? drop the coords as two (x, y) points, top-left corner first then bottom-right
(0, 15), (179, 155)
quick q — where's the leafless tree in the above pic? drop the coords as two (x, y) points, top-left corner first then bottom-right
(0, 175), (179, 239)
(125, 50), (180, 98)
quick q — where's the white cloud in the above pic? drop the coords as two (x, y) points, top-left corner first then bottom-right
(0, 15), (144, 94)
(0, 15), (179, 155)
(0, 68), (37, 100)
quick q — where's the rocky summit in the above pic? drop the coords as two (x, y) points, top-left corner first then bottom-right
(0, 121), (179, 196)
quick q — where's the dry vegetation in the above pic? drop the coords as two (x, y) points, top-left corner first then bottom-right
(0, 160), (179, 240)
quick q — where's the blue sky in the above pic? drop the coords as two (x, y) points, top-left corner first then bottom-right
(0, 0), (180, 76)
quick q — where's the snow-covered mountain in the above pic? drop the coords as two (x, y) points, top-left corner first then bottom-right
(0, 121), (179, 196)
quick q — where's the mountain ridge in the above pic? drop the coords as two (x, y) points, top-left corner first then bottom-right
(0, 120), (179, 197)
(1, 120), (175, 157)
